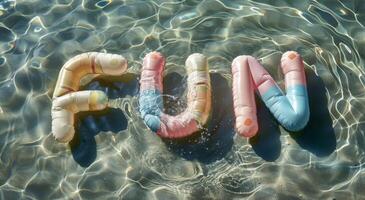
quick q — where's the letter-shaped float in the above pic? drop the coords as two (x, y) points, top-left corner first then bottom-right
(139, 52), (211, 138)
(232, 51), (309, 137)
(52, 52), (127, 142)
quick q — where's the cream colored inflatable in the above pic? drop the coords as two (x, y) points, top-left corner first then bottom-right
(51, 52), (127, 142)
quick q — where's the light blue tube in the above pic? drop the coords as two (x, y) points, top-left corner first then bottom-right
(139, 89), (162, 132)
(261, 84), (309, 131)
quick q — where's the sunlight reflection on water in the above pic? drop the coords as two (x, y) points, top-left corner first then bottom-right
(0, 0), (365, 199)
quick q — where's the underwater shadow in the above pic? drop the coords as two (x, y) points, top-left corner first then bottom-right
(162, 73), (235, 164)
(249, 68), (336, 160)
(249, 97), (282, 162)
(70, 74), (139, 167)
(290, 69), (336, 157)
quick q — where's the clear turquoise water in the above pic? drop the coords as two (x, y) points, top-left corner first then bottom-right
(1, 0), (365, 199)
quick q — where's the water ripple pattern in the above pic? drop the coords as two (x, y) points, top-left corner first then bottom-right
(0, 0), (365, 199)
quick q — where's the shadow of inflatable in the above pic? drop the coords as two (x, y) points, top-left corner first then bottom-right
(249, 97), (282, 162)
(69, 74), (139, 167)
(290, 69), (336, 157)
(69, 68), (335, 166)
(250, 68), (336, 160)
(162, 73), (235, 164)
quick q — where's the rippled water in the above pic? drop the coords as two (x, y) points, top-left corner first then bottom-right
(1, 0), (365, 199)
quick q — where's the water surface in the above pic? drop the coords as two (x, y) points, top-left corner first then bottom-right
(1, 0), (365, 199)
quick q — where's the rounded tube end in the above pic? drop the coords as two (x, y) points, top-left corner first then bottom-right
(52, 123), (75, 143)
(281, 51), (303, 74)
(236, 117), (258, 138)
(51, 106), (76, 143)
(143, 51), (165, 72)
(232, 55), (252, 66)
(186, 53), (207, 73)
(98, 53), (127, 75)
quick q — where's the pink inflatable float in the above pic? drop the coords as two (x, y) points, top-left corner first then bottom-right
(232, 51), (309, 137)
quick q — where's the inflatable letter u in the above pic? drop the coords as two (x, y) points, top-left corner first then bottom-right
(139, 52), (211, 138)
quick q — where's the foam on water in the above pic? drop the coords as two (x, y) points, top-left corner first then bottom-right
(1, 0), (365, 199)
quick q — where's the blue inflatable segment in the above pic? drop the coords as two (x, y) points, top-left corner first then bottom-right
(261, 85), (309, 131)
(139, 89), (163, 132)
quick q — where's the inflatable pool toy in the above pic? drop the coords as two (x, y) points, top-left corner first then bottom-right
(52, 52), (127, 142)
(51, 51), (309, 142)
(51, 52), (127, 142)
(139, 52), (211, 138)
(232, 51), (309, 137)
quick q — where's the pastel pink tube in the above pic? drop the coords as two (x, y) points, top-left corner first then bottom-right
(232, 51), (309, 137)
(232, 57), (258, 138)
